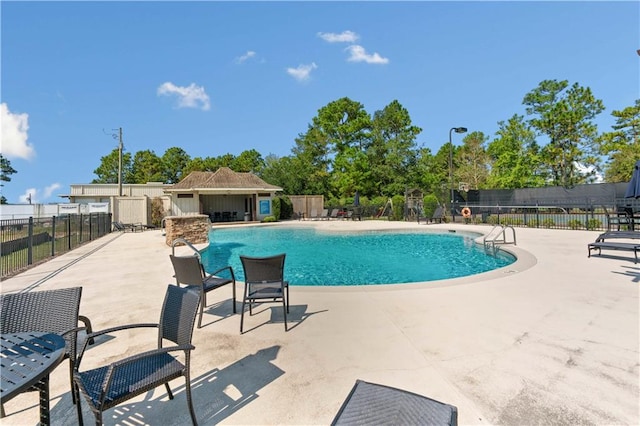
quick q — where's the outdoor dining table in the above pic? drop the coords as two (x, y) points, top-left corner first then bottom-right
(1, 331), (66, 426)
(331, 380), (458, 425)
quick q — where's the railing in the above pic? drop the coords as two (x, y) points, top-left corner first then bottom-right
(171, 237), (201, 259)
(483, 225), (517, 254)
(449, 198), (640, 232)
(1, 213), (112, 279)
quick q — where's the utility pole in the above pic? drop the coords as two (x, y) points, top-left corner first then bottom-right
(118, 127), (123, 197)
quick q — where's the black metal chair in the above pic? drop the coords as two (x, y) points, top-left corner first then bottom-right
(170, 254), (236, 328)
(239, 253), (289, 333)
(73, 285), (201, 426)
(0, 287), (89, 414)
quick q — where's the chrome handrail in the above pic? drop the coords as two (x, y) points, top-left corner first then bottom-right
(171, 237), (201, 259)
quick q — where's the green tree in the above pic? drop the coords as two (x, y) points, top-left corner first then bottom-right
(130, 150), (164, 183)
(313, 97), (371, 154)
(232, 149), (264, 173)
(487, 114), (545, 188)
(291, 125), (333, 196)
(261, 154), (307, 195)
(92, 148), (133, 183)
(183, 156), (220, 174)
(161, 147), (191, 183)
(368, 100), (421, 197)
(0, 154), (17, 204)
(598, 99), (640, 182)
(310, 97), (372, 198)
(414, 147), (445, 200)
(523, 79), (605, 187)
(455, 131), (490, 190)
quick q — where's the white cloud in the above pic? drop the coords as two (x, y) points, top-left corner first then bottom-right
(19, 188), (37, 204)
(235, 50), (256, 64)
(345, 45), (389, 64)
(157, 82), (210, 111)
(286, 62), (318, 82)
(317, 31), (359, 43)
(43, 183), (61, 198)
(18, 183), (61, 204)
(0, 103), (35, 160)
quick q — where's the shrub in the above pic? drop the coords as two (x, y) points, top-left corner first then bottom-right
(391, 195), (405, 221)
(567, 219), (583, 230)
(271, 197), (281, 221)
(151, 197), (164, 227)
(586, 218), (601, 230)
(262, 215), (277, 223)
(542, 218), (555, 228)
(422, 194), (439, 218)
(487, 215), (500, 225)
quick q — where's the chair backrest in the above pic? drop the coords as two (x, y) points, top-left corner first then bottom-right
(159, 285), (201, 347)
(1, 287), (82, 356)
(170, 255), (205, 286)
(432, 206), (444, 218)
(240, 254), (286, 283)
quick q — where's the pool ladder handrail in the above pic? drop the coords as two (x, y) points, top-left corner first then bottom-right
(171, 237), (202, 260)
(483, 224), (517, 255)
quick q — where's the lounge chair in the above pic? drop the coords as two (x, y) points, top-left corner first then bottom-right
(170, 254), (236, 328)
(73, 285), (200, 425)
(329, 209), (340, 220)
(112, 221), (143, 232)
(431, 206), (445, 223)
(239, 253), (289, 333)
(588, 231), (640, 263)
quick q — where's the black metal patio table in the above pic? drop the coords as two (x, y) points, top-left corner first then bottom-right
(1, 332), (66, 426)
(331, 380), (458, 426)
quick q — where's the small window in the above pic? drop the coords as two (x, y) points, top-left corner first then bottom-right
(177, 193), (193, 199)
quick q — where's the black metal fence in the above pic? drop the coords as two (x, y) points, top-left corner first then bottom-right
(325, 197), (640, 233)
(1, 213), (112, 279)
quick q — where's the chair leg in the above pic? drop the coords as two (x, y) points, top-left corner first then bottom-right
(197, 290), (205, 329)
(240, 298), (247, 333)
(75, 385), (84, 426)
(165, 382), (174, 400)
(185, 376), (198, 425)
(282, 298), (287, 331)
(69, 362), (77, 405)
(231, 283), (237, 314)
(286, 285), (290, 313)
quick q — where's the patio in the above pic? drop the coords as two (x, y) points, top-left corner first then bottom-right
(1, 221), (638, 425)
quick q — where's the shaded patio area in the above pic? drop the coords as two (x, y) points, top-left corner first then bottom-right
(1, 221), (638, 425)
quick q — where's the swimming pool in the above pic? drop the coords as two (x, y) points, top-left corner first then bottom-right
(201, 226), (515, 286)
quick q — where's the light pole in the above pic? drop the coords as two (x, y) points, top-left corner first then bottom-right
(449, 126), (467, 217)
(104, 127), (124, 197)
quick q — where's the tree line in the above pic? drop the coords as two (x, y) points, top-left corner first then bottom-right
(84, 79), (638, 207)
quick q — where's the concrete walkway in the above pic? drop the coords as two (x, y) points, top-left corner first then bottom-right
(1, 221), (638, 425)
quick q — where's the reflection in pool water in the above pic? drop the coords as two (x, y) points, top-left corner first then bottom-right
(201, 226), (515, 286)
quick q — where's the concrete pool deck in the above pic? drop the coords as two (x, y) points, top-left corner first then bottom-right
(1, 220), (638, 425)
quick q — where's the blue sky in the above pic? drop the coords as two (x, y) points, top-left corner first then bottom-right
(1, 1), (638, 204)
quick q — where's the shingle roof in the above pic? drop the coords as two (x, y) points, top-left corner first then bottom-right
(167, 167), (282, 191)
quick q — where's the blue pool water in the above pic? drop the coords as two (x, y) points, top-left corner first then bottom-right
(201, 226), (515, 286)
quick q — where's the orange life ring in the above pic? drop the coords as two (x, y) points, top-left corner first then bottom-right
(461, 207), (472, 218)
